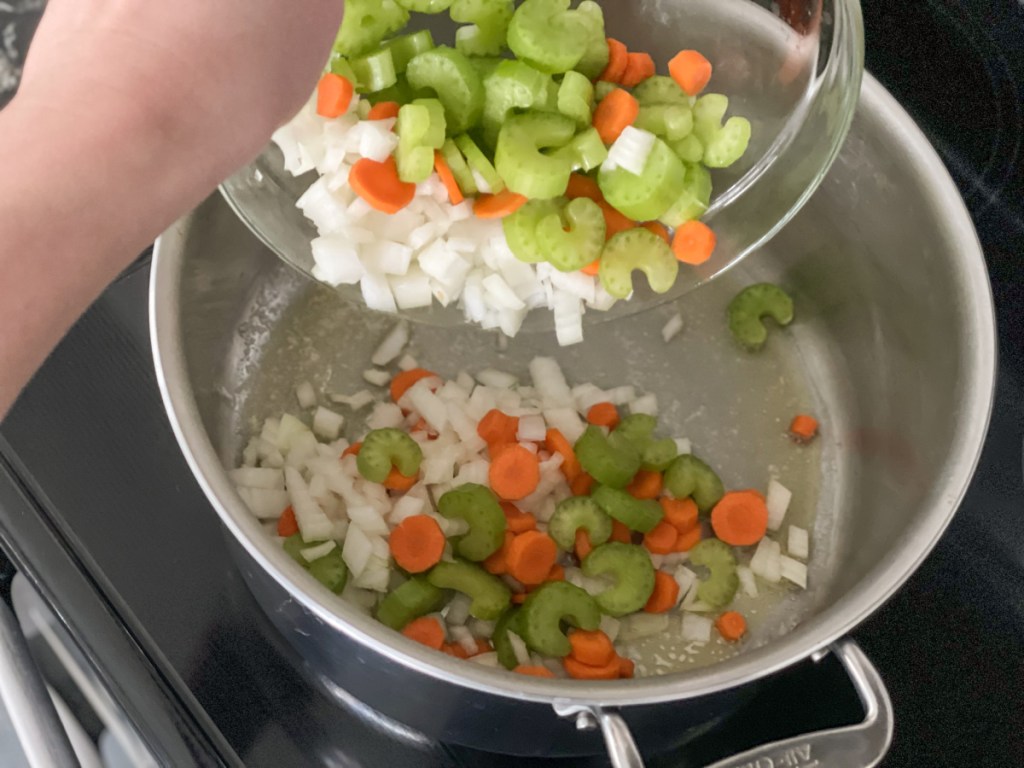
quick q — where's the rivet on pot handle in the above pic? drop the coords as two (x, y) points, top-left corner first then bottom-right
(554, 639), (893, 768)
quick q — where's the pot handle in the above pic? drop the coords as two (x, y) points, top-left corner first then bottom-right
(554, 638), (893, 768)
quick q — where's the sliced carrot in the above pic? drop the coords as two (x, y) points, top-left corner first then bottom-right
(483, 531), (515, 575)
(715, 611), (747, 642)
(672, 220), (717, 265)
(660, 497), (698, 533)
(442, 642), (470, 658)
(547, 563), (565, 582)
(598, 38), (629, 83)
(710, 490), (769, 546)
(643, 520), (678, 555)
(478, 409), (520, 449)
(473, 638), (494, 656)
(626, 469), (663, 500)
(342, 442), (362, 458)
(593, 87), (640, 144)
(506, 531), (559, 586)
(789, 414), (819, 443)
(568, 629), (616, 666)
(598, 200), (637, 239)
(277, 506), (299, 537)
(474, 189), (528, 219)
(586, 402), (621, 428)
(489, 444), (541, 501)
(610, 520), (633, 544)
(434, 151), (465, 206)
(563, 655), (621, 680)
(367, 100), (400, 120)
(383, 466), (418, 492)
(316, 73), (354, 118)
(566, 173), (603, 202)
(620, 52), (656, 88)
(390, 368), (438, 402)
(668, 50), (713, 96)
(643, 570), (680, 613)
(515, 665), (556, 678)
(618, 656), (636, 679)
(672, 524), (702, 552)
(575, 529), (593, 561)
(512, 592), (528, 604)
(581, 259), (601, 276)
(544, 428), (582, 483)
(501, 502), (537, 534)
(570, 471), (595, 497)
(642, 221), (671, 243)
(389, 514), (446, 573)
(402, 616), (445, 649)
(349, 155), (416, 215)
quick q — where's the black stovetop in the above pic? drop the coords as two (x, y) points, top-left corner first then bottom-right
(1, 0), (1023, 765)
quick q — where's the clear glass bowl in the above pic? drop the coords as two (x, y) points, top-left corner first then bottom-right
(220, 0), (864, 331)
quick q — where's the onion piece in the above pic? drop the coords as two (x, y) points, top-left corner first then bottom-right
(237, 487), (290, 520)
(780, 555), (808, 589)
(737, 565), (759, 597)
(300, 540), (337, 562)
(749, 537), (783, 583)
(766, 478), (792, 531)
(788, 525), (810, 560)
(230, 467), (284, 490)
(680, 613), (713, 643)
(661, 314), (684, 343)
(295, 381), (317, 409)
(363, 369), (391, 387)
(371, 321), (409, 366)
(312, 406), (345, 440)
(508, 632), (531, 667)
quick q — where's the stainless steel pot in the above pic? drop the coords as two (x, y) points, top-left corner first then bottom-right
(150, 74), (996, 765)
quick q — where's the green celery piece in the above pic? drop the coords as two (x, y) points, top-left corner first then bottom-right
(573, 0), (609, 80)
(385, 31), (436, 74)
(282, 535), (348, 594)
(663, 454), (725, 513)
(671, 134), (705, 164)
(454, 134), (505, 193)
(591, 486), (664, 533)
(396, 0), (453, 12)
(494, 111), (576, 198)
(688, 539), (739, 608)
(427, 560), (511, 620)
(613, 413), (656, 453)
(366, 77), (419, 106)
(574, 425), (641, 489)
(642, 438), (679, 472)
(598, 227), (679, 299)
(660, 163), (712, 227)
(452, 0), (514, 57)
(396, 100), (447, 183)
(548, 496), (613, 551)
(692, 94), (730, 145)
(282, 533), (308, 564)
(436, 483), (507, 562)
(482, 60), (550, 146)
(376, 577), (447, 630)
(356, 428), (423, 483)
(632, 75), (690, 106)
(704, 116), (752, 168)
(507, 0), (590, 74)
(548, 127), (608, 172)
(727, 283), (795, 352)
(440, 139), (479, 195)
(406, 46), (485, 135)
(451, 0), (513, 25)
(519, 581), (601, 656)
(594, 80), (618, 102)
(333, 0), (409, 57)
(468, 56), (504, 80)
(581, 542), (656, 616)
(329, 56), (358, 82)
(634, 104), (694, 142)
(557, 71), (595, 127)
(503, 198), (564, 262)
(492, 608), (524, 669)
(350, 48), (398, 93)
(598, 137), (686, 221)
(535, 197), (606, 272)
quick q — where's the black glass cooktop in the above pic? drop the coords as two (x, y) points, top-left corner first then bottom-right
(1, 0), (1023, 765)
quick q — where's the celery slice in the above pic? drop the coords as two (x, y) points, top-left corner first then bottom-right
(659, 163), (712, 227)
(494, 111), (576, 199)
(481, 60), (551, 146)
(703, 116), (752, 168)
(440, 139), (479, 195)
(634, 104), (694, 142)
(406, 46), (484, 135)
(549, 127), (609, 172)
(597, 138), (686, 221)
(507, 0), (589, 74)
(594, 80), (618, 102)
(396, 0), (453, 12)
(454, 134), (505, 193)
(670, 134), (705, 164)
(692, 94), (730, 145)
(333, 0), (409, 57)
(329, 56), (358, 82)
(536, 197), (606, 272)
(396, 99), (447, 183)
(573, 1), (610, 80)
(503, 198), (564, 263)
(598, 228), (679, 299)
(557, 71), (595, 127)
(452, 0), (514, 57)
(385, 31), (436, 74)
(350, 49), (398, 93)
(632, 75), (690, 107)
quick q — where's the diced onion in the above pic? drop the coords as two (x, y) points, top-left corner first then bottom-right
(680, 613), (713, 643)
(517, 414), (547, 443)
(444, 594), (473, 627)
(237, 487), (290, 520)
(788, 525), (810, 560)
(750, 537), (783, 583)
(476, 368), (517, 388)
(295, 381), (317, 409)
(737, 565), (759, 597)
(780, 555), (808, 589)
(529, 357), (573, 408)
(630, 394), (658, 417)
(508, 632), (531, 667)
(363, 369), (391, 387)
(674, 438), (692, 455)
(300, 540), (337, 562)
(766, 478), (793, 531)
(230, 467), (284, 490)
(347, 505), (390, 537)
(661, 314), (684, 343)
(284, 467), (333, 541)
(312, 406), (345, 440)
(599, 615), (622, 643)
(449, 624), (479, 656)
(371, 321), (409, 366)
(606, 126), (658, 176)
(618, 613), (670, 642)
(329, 390), (376, 410)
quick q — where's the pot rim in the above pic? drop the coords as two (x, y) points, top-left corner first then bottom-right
(150, 74), (997, 709)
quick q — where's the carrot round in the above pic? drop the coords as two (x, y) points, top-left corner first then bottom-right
(716, 611), (747, 642)
(383, 466), (418, 492)
(598, 200), (637, 239)
(668, 50), (713, 96)
(489, 444), (541, 500)
(575, 529), (593, 561)
(618, 656), (636, 679)
(390, 367), (438, 402)
(484, 531), (515, 575)
(316, 73), (354, 118)
(563, 655), (621, 680)
(581, 260), (601, 276)
(402, 616), (445, 649)
(389, 514), (446, 573)
(642, 220), (671, 243)
(506, 531), (558, 585)
(660, 497), (698, 533)
(598, 38), (629, 83)
(570, 472), (595, 497)
(544, 428), (582, 482)
(547, 563), (566, 582)
(511, 592), (528, 604)
(593, 87), (641, 144)
(710, 490), (769, 546)
(789, 414), (819, 443)
(620, 52), (656, 88)
(434, 151), (465, 206)
(341, 442), (362, 458)
(568, 629), (616, 666)
(586, 402), (621, 428)
(643, 520), (678, 555)
(473, 638), (494, 656)
(349, 155), (416, 214)
(672, 220), (717, 265)
(478, 409), (520, 449)
(277, 506), (299, 537)
(367, 100), (401, 121)
(442, 642), (469, 658)
(672, 524), (702, 552)
(501, 502), (537, 534)
(626, 469), (663, 500)
(643, 570), (680, 613)
(514, 665), (556, 678)
(566, 173), (603, 202)
(474, 189), (529, 219)
(610, 520), (633, 544)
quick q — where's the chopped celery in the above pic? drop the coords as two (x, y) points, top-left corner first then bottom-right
(366, 77), (419, 106)
(283, 535), (348, 594)
(437, 483), (507, 561)
(440, 139), (479, 195)
(688, 539), (739, 608)
(385, 31), (436, 74)
(333, 0), (409, 57)
(427, 559), (511, 620)
(663, 454), (725, 513)
(548, 496), (613, 551)
(356, 428), (423, 483)
(573, 1), (610, 80)
(507, 0), (590, 74)
(548, 127), (609, 172)
(581, 542), (656, 616)
(692, 94), (730, 145)
(519, 581), (601, 656)
(396, 99), (446, 183)
(452, 0), (514, 56)
(329, 56), (358, 82)
(634, 104), (693, 142)
(503, 198), (564, 262)
(660, 163), (712, 227)
(467, 56), (504, 80)
(494, 111), (576, 198)
(632, 75), (690, 107)
(642, 438), (679, 472)
(396, 0), (453, 12)
(574, 425), (641, 489)
(670, 134), (705, 164)
(535, 197), (606, 272)
(594, 80), (618, 101)
(613, 413), (657, 451)
(492, 608), (525, 669)
(597, 137), (686, 221)
(727, 283), (795, 352)
(454, 134), (505, 193)
(376, 577), (446, 630)
(591, 486), (664, 533)
(406, 46), (484, 134)
(482, 60), (551, 146)
(350, 49), (398, 93)
(704, 116), (752, 168)
(598, 227), (679, 299)
(557, 71), (595, 127)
